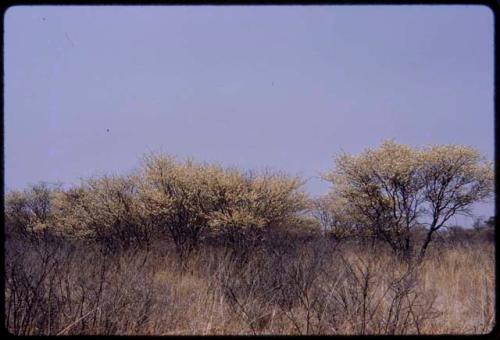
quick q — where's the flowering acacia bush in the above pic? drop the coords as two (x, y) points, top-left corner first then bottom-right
(5, 182), (62, 240)
(311, 195), (359, 240)
(5, 143), (490, 264)
(50, 175), (152, 251)
(138, 154), (308, 261)
(322, 140), (494, 260)
(5, 154), (308, 261)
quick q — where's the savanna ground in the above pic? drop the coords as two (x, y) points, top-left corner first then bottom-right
(5, 226), (494, 335)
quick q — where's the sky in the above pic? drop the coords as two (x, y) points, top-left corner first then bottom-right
(4, 5), (494, 226)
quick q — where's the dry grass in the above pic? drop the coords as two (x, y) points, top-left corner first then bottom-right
(420, 243), (495, 333)
(4, 234), (495, 335)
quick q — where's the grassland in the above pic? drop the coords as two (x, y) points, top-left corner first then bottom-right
(4, 228), (494, 335)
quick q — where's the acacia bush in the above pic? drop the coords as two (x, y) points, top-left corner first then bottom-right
(321, 141), (494, 261)
(5, 182), (62, 241)
(311, 195), (363, 241)
(4, 153), (308, 262)
(137, 154), (308, 263)
(50, 175), (152, 252)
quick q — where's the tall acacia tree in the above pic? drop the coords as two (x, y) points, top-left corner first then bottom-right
(323, 140), (493, 261)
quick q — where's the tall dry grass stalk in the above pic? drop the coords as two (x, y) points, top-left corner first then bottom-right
(4, 235), (494, 335)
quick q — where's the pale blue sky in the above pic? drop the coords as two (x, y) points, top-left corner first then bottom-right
(4, 5), (494, 225)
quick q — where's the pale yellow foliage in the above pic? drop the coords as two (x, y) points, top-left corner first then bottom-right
(51, 175), (145, 242)
(10, 154), (307, 249)
(322, 140), (494, 256)
(139, 153), (308, 234)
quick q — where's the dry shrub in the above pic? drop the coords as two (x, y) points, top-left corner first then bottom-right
(4, 234), (494, 335)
